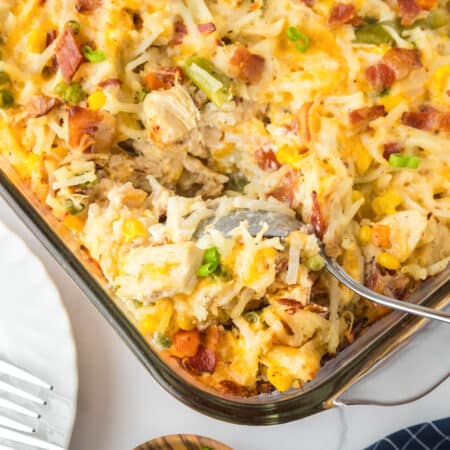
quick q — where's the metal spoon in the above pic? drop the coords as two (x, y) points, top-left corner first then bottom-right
(196, 210), (450, 324)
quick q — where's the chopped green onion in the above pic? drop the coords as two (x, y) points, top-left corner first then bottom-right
(202, 447), (213, 450)
(406, 156), (420, 169)
(182, 56), (232, 107)
(54, 81), (85, 104)
(136, 87), (149, 103)
(388, 153), (420, 169)
(153, 332), (172, 349)
(63, 199), (84, 215)
(286, 26), (310, 52)
(286, 26), (302, 41)
(425, 9), (449, 29)
(244, 311), (260, 324)
(354, 23), (395, 45)
(198, 246), (221, 277)
(0, 71), (11, 86)
(82, 45), (106, 63)
(65, 20), (81, 35)
(306, 254), (326, 272)
(0, 89), (14, 108)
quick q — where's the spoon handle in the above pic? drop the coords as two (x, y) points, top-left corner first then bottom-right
(325, 258), (450, 324)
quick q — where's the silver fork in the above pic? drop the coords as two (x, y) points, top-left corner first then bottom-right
(0, 359), (66, 450)
(197, 209), (450, 324)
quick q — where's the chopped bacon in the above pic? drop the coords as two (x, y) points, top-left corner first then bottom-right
(366, 259), (411, 300)
(401, 110), (450, 131)
(143, 66), (183, 91)
(254, 148), (281, 172)
(46, 30), (57, 48)
(398, 0), (421, 26)
(366, 48), (421, 90)
(277, 298), (303, 315)
(270, 169), (298, 208)
(383, 142), (402, 159)
(365, 63), (396, 91)
(383, 48), (421, 80)
(230, 46), (265, 84)
(75, 0), (101, 13)
(292, 101), (313, 142)
(203, 325), (220, 352)
(68, 106), (116, 151)
(55, 28), (83, 83)
(197, 22), (216, 34)
(98, 78), (122, 88)
(27, 95), (60, 119)
(170, 21), (187, 45)
(348, 105), (386, 127)
(311, 190), (326, 239)
(328, 3), (356, 26)
(185, 345), (216, 374)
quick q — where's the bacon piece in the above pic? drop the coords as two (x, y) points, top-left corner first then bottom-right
(311, 190), (326, 239)
(270, 170), (298, 208)
(170, 21), (187, 46)
(42, 56), (59, 79)
(398, 0), (421, 26)
(55, 28), (83, 83)
(230, 46), (265, 84)
(197, 22), (216, 34)
(75, 0), (101, 13)
(366, 259), (410, 300)
(46, 30), (57, 48)
(27, 95), (60, 118)
(277, 298), (303, 315)
(185, 345), (216, 374)
(292, 101), (313, 142)
(143, 66), (183, 91)
(401, 110), (450, 131)
(383, 142), (402, 159)
(98, 78), (122, 88)
(383, 48), (421, 80)
(365, 63), (396, 91)
(328, 2), (356, 26)
(68, 106), (116, 150)
(254, 148), (281, 172)
(366, 49), (421, 90)
(348, 105), (386, 127)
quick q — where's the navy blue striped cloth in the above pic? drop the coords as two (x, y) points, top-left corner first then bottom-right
(366, 418), (450, 450)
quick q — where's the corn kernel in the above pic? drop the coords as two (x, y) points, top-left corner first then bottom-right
(275, 145), (304, 169)
(371, 190), (402, 216)
(267, 366), (294, 392)
(352, 190), (364, 203)
(63, 215), (85, 233)
(377, 252), (400, 270)
(176, 314), (195, 331)
(358, 224), (372, 245)
(122, 218), (148, 242)
(140, 314), (160, 334)
(379, 94), (407, 112)
(429, 65), (450, 97)
(353, 141), (373, 174)
(87, 91), (106, 110)
(28, 29), (46, 54)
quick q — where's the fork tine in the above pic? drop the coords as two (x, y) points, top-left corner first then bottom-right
(0, 398), (39, 418)
(0, 380), (45, 405)
(0, 415), (34, 433)
(0, 426), (66, 450)
(0, 361), (52, 390)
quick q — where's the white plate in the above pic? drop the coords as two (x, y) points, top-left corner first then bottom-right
(0, 221), (78, 448)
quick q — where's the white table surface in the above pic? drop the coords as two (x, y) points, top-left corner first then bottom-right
(1, 196), (449, 450)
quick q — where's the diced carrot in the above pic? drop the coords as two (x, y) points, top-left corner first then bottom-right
(143, 72), (172, 91)
(170, 329), (200, 358)
(372, 224), (390, 248)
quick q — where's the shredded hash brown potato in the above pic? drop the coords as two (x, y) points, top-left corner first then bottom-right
(0, 0), (449, 395)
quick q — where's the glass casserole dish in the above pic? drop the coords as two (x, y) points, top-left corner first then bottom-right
(1, 162), (449, 425)
(1, 0), (450, 425)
